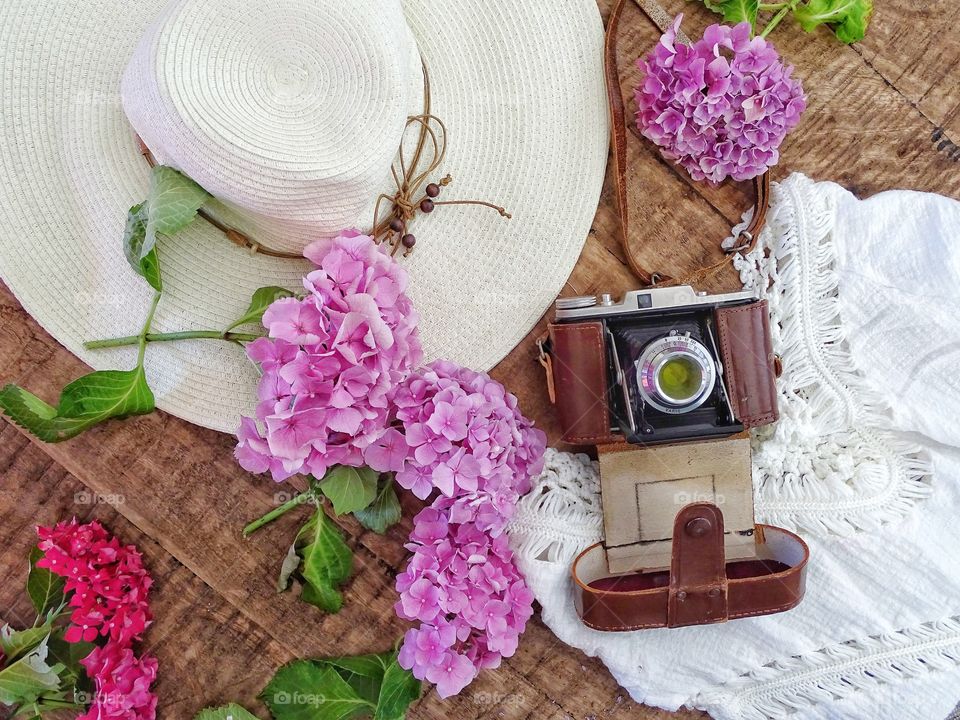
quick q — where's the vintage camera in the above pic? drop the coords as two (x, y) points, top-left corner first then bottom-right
(546, 285), (778, 447)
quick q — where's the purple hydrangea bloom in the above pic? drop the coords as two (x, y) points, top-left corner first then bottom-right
(235, 230), (422, 481)
(396, 502), (535, 698)
(635, 16), (806, 184)
(391, 360), (547, 535)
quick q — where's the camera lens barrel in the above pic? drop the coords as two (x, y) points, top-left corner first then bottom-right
(635, 333), (716, 414)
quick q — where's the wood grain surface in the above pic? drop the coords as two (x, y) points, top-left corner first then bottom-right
(1, 1), (958, 718)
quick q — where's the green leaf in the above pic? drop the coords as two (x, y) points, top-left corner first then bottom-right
(297, 508), (353, 613)
(373, 654), (421, 720)
(225, 286), (295, 332)
(703, 0), (759, 26)
(792, 0), (872, 43)
(141, 166), (210, 258)
(193, 703), (262, 720)
(321, 654), (390, 706)
(353, 478), (402, 535)
(261, 661), (374, 720)
(0, 638), (64, 706)
(45, 634), (94, 685)
(122, 203), (163, 291)
(0, 625), (51, 664)
(0, 368), (155, 442)
(318, 467), (378, 516)
(26, 547), (65, 618)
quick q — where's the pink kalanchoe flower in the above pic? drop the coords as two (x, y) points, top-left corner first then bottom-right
(36, 519), (153, 647)
(391, 361), (546, 535)
(396, 502), (535, 698)
(236, 230), (423, 482)
(635, 16), (805, 184)
(78, 644), (158, 720)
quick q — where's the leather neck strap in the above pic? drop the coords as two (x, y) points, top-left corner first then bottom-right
(604, 0), (771, 287)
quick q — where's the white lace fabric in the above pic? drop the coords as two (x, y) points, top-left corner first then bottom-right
(507, 174), (960, 719)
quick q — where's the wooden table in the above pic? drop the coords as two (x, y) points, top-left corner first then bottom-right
(1, 0), (958, 717)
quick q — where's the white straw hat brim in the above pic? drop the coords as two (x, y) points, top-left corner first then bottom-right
(0, 0), (609, 433)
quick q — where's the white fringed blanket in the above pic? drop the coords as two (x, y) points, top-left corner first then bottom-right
(508, 174), (960, 719)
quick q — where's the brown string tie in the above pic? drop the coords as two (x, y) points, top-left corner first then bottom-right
(135, 61), (510, 260)
(371, 63), (511, 257)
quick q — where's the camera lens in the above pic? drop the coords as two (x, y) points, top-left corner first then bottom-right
(635, 334), (716, 414)
(657, 355), (704, 402)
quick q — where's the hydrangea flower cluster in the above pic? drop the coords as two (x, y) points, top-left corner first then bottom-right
(635, 16), (805, 183)
(36, 519), (157, 720)
(391, 361), (547, 535)
(396, 505), (534, 698)
(79, 644), (158, 720)
(235, 230), (422, 481)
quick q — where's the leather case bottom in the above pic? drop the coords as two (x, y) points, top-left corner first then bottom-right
(572, 508), (809, 631)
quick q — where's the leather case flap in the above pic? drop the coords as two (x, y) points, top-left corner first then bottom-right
(668, 503), (729, 627)
(715, 301), (779, 429)
(548, 322), (614, 444)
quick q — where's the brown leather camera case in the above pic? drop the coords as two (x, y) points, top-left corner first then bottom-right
(547, 300), (779, 444)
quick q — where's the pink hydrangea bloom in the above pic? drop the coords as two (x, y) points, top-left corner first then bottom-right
(391, 361), (547, 535)
(36, 519), (152, 647)
(78, 644), (158, 720)
(635, 16), (805, 183)
(235, 230), (423, 482)
(396, 502), (535, 698)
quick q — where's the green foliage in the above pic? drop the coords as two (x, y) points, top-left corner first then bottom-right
(278, 506), (354, 613)
(193, 704), (262, 720)
(793, 0), (872, 43)
(0, 637), (64, 706)
(703, 0), (759, 26)
(319, 467), (379, 517)
(26, 547), (65, 618)
(260, 651), (420, 720)
(226, 286), (296, 332)
(123, 202), (163, 291)
(353, 478), (402, 535)
(0, 368), (155, 442)
(123, 166), (210, 279)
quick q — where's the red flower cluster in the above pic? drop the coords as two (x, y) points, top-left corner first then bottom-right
(36, 519), (157, 720)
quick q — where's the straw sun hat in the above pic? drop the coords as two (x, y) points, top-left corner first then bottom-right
(0, 0), (609, 433)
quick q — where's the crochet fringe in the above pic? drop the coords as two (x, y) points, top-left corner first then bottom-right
(507, 448), (603, 564)
(697, 616), (960, 720)
(735, 174), (933, 536)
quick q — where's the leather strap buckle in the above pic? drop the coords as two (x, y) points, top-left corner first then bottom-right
(667, 503), (729, 627)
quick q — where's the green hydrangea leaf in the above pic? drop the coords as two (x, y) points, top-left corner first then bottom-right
(0, 637), (64, 706)
(193, 703), (262, 720)
(318, 467), (379, 516)
(703, 0), (759, 26)
(140, 166), (210, 256)
(320, 654), (391, 706)
(353, 478), (402, 535)
(0, 368), (155, 442)
(45, 633), (95, 686)
(27, 547), (65, 618)
(122, 202), (162, 291)
(297, 508), (353, 613)
(792, 0), (872, 43)
(225, 286), (296, 332)
(372, 653), (421, 720)
(0, 624), (51, 664)
(261, 661), (374, 720)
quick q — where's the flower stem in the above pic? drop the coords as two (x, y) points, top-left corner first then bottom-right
(137, 291), (162, 366)
(85, 330), (263, 350)
(243, 490), (314, 537)
(760, 0), (801, 37)
(759, 2), (787, 9)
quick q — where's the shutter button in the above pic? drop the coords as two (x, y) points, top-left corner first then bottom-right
(685, 517), (712, 537)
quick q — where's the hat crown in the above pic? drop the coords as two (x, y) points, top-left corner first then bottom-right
(121, 0), (423, 241)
